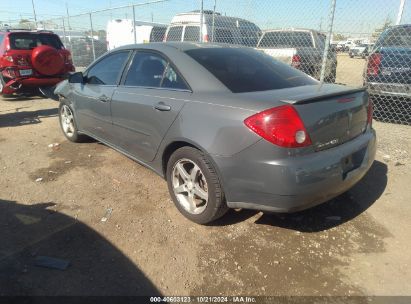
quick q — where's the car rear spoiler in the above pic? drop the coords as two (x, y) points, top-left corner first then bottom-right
(282, 87), (367, 105)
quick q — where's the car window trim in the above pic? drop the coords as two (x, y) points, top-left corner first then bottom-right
(119, 48), (192, 93)
(83, 50), (133, 86)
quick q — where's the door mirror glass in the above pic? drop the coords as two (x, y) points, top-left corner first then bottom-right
(68, 72), (84, 84)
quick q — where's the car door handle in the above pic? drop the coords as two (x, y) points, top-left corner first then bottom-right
(154, 102), (171, 111)
(99, 95), (110, 102)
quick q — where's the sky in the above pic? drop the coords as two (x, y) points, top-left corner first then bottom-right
(0, 0), (410, 37)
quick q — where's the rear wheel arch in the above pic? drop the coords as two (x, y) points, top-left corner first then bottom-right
(162, 141), (199, 177)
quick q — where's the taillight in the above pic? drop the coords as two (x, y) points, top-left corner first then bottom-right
(291, 55), (301, 69)
(367, 53), (382, 76)
(244, 105), (312, 148)
(367, 100), (373, 126)
(66, 54), (73, 64)
(203, 34), (209, 43)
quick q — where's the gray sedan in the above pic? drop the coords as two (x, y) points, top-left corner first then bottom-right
(55, 42), (376, 224)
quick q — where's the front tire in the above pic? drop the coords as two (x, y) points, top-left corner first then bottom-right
(59, 101), (87, 142)
(166, 146), (228, 224)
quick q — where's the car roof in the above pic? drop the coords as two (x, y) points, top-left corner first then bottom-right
(114, 41), (245, 52)
(262, 28), (320, 34)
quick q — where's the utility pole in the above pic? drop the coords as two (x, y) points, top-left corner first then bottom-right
(396, 0), (406, 25)
(31, 0), (38, 28)
(66, 3), (71, 30)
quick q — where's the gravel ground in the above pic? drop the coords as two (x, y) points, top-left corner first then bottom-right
(0, 56), (410, 297)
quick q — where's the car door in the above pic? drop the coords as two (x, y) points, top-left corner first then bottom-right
(73, 50), (131, 141)
(110, 50), (191, 162)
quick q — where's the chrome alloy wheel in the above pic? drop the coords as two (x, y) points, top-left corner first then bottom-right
(172, 158), (209, 215)
(60, 105), (75, 137)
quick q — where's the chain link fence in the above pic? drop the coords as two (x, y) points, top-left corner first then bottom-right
(7, 0), (410, 124)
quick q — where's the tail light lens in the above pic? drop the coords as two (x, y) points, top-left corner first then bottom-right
(203, 34), (209, 43)
(66, 54), (73, 64)
(367, 100), (373, 127)
(244, 105), (312, 148)
(367, 53), (382, 76)
(291, 55), (301, 69)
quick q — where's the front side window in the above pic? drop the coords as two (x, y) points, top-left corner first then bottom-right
(124, 51), (188, 90)
(166, 26), (183, 42)
(183, 26), (200, 42)
(86, 51), (130, 85)
(185, 47), (317, 93)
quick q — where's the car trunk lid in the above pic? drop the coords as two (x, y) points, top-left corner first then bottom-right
(286, 87), (369, 151)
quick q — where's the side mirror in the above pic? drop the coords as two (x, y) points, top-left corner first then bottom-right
(69, 72), (84, 84)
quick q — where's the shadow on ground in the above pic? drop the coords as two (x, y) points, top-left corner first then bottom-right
(0, 108), (58, 128)
(0, 199), (160, 296)
(214, 161), (387, 232)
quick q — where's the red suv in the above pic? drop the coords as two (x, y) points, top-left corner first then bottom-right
(0, 29), (74, 96)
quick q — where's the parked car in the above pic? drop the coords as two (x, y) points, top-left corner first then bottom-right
(55, 42), (375, 224)
(256, 28), (337, 82)
(164, 10), (261, 46)
(69, 37), (107, 67)
(0, 29), (74, 96)
(364, 24), (411, 122)
(106, 19), (167, 51)
(349, 44), (369, 58)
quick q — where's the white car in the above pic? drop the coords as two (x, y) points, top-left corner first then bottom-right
(164, 10), (261, 47)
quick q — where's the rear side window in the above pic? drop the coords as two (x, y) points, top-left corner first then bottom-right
(0, 34), (4, 46)
(124, 52), (167, 87)
(377, 26), (411, 47)
(9, 33), (63, 50)
(150, 27), (167, 42)
(183, 26), (200, 42)
(86, 51), (130, 85)
(124, 51), (188, 90)
(214, 29), (234, 44)
(185, 47), (317, 93)
(166, 26), (183, 41)
(258, 31), (314, 48)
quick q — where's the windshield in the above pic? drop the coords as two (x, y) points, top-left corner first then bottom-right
(9, 33), (63, 50)
(258, 31), (314, 48)
(185, 47), (317, 93)
(377, 27), (411, 48)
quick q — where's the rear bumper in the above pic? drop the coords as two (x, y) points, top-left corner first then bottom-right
(366, 82), (411, 98)
(2, 77), (65, 94)
(213, 129), (376, 213)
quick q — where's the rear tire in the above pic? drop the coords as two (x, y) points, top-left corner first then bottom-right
(59, 100), (88, 142)
(166, 146), (228, 224)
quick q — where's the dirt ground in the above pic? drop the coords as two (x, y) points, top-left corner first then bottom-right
(1, 56), (411, 298)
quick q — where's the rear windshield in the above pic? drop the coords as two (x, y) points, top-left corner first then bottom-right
(9, 33), (63, 50)
(183, 26), (200, 42)
(258, 31), (314, 48)
(185, 47), (317, 93)
(377, 27), (411, 48)
(150, 26), (166, 42)
(166, 26), (183, 42)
